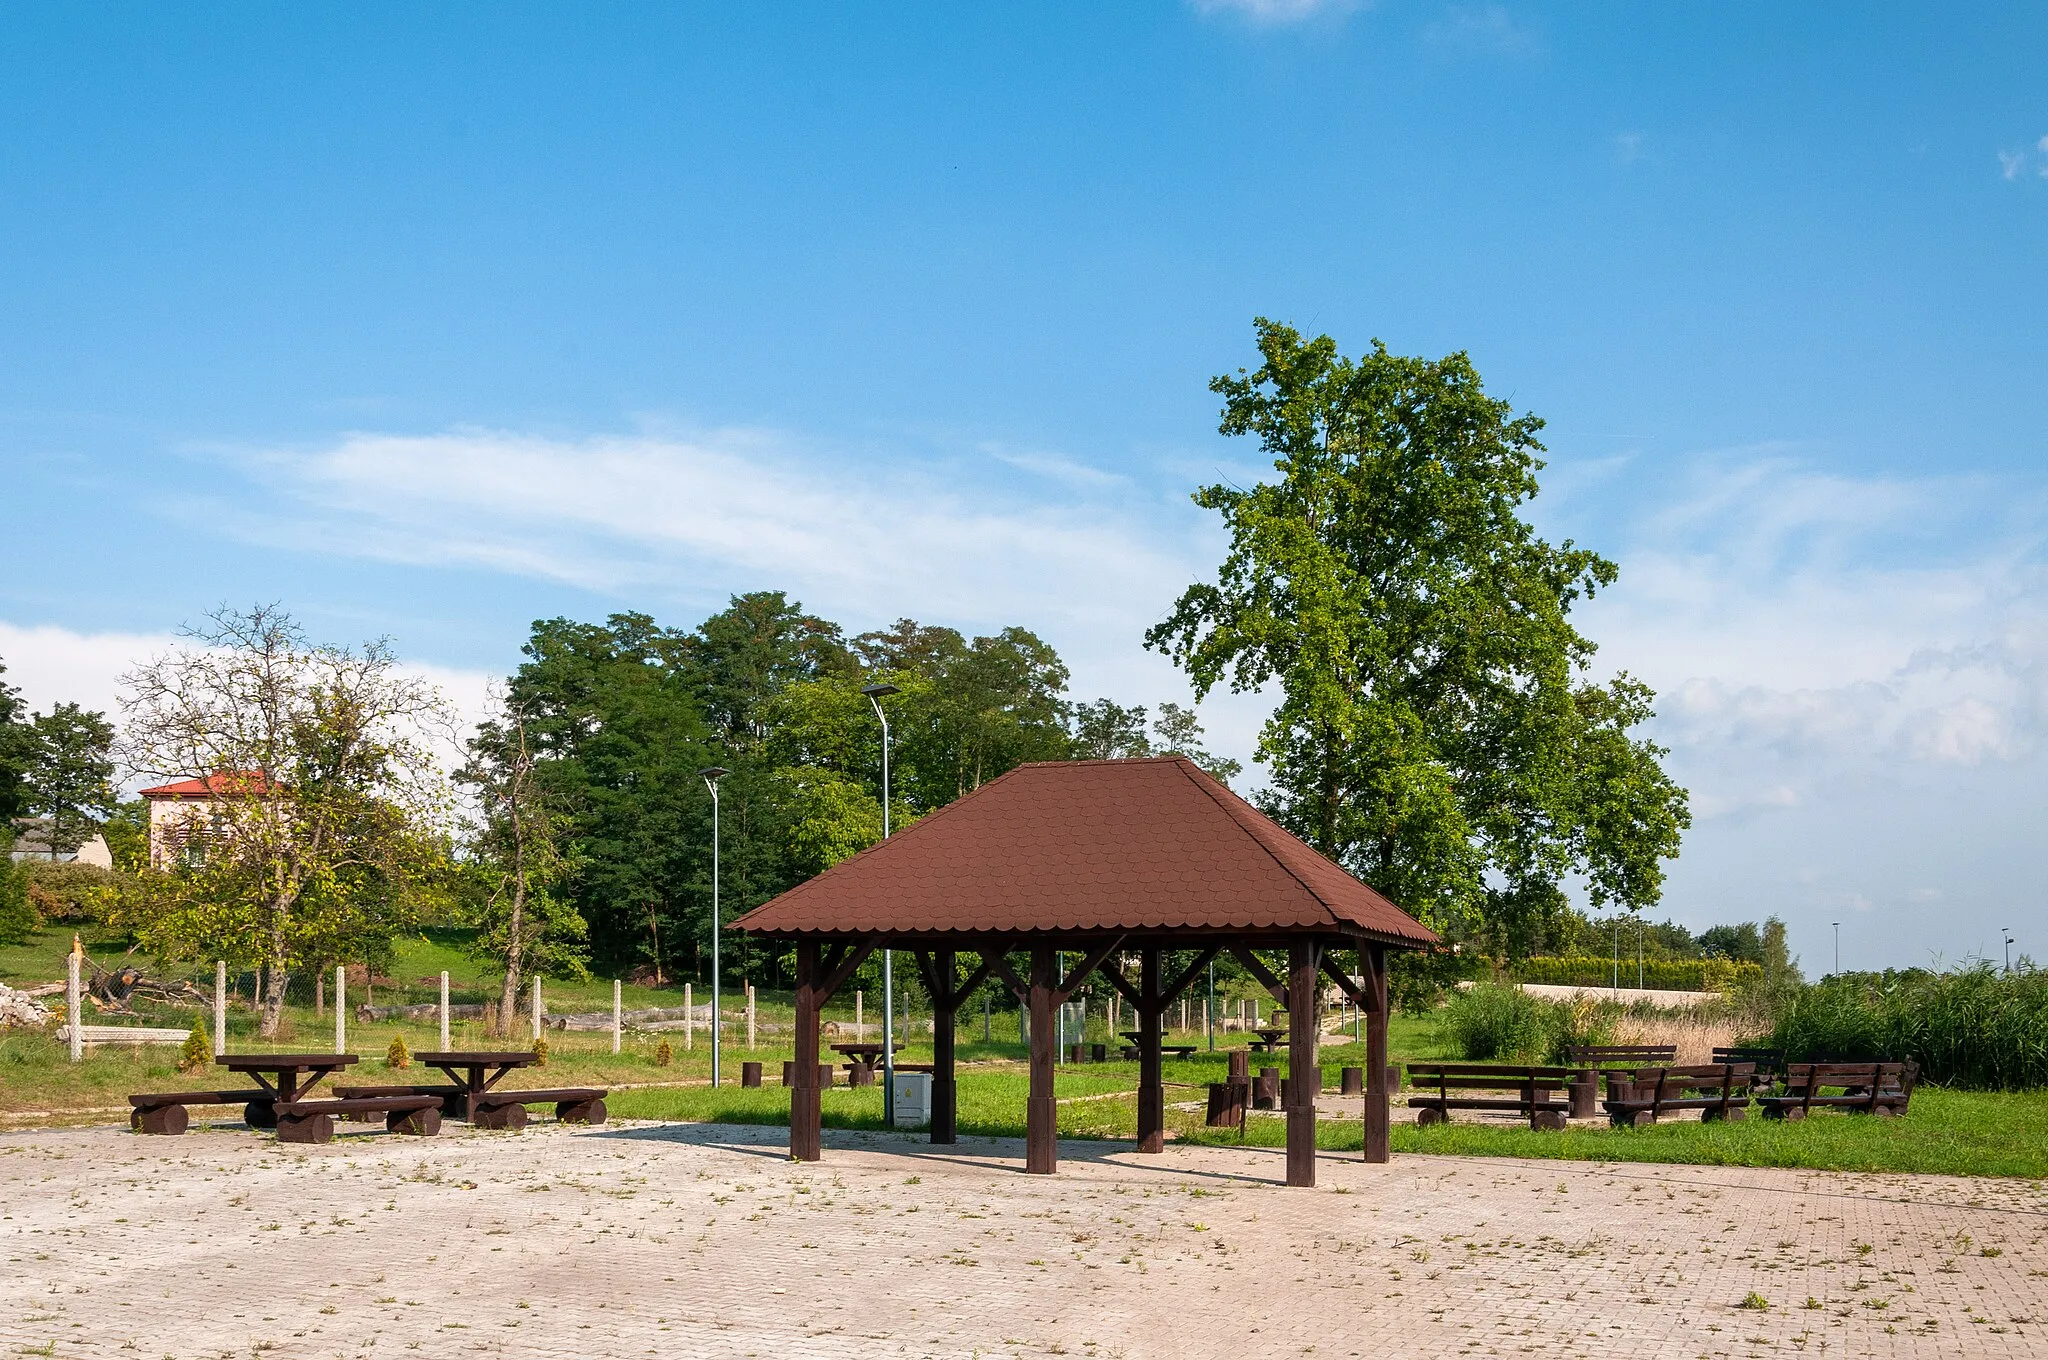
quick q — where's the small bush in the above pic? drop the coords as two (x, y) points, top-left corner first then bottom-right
(1441, 983), (1551, 1061)
(654, 1039), (673, 1067)
(531, 1036), (549, 1067)
(1739, 1292), (1770, 1311)
(386, 1035), (411, 1070)
(178, 1022), (210, 1073)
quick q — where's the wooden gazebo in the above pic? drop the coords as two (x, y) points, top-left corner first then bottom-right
(731, 756), (1436, 1187)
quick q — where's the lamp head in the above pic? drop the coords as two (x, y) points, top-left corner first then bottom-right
(860, 682), (902, 699)
(699, 765), (730, 785)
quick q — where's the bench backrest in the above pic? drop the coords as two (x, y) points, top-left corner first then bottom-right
(1566, 1044), (1677, 1066)
(1610, 1063), (1754, 1097)
(1712, 1046), (1784, 1072)
(1775, 1061), (1918, 1112)
(1407, 1063), (1576, 1093)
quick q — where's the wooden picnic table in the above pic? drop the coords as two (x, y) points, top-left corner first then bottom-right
(829, 1042), (904, 1084)
(216, 1054), (360, 1128)
(413, 1051), (540, 1120)
(1248, 1027), (1289, 1053)
(1118, 1031), (1198, 1058)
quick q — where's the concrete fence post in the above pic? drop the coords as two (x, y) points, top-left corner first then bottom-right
(612, 978), (622, 1055)
(746, 983), (756, 1050)
(856, 989), (863, 1041)
(213, 960), (227, 1056)
(684, 982), (694, 1050)
(439, 971), (451, 1050)
(334, 965), (346, 1055)
(67, 940), (82, 1063)
(531, 977), (543, 1042)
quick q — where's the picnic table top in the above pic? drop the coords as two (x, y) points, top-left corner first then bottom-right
(830, 1041), (903, 1055)
(216, 1054), (360, 1072)
(413, 1051), (540, 1066)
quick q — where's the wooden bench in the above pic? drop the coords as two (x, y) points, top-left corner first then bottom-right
(470, 1087), (608, 1130)
(1118, 1044), (1198, 1060)
(334, 1083), (471, 1120)
(1563, 1044), (1679, 1117)
(274, 1095), (442, 1144)
(1712, 1047), (1785, 1082)
(1602, 1064), (1755, 1126)
(128, 1090), (265, 1135)
(1759, 1062), (1916, 1120)
(1405, 1063), (1575, 1130)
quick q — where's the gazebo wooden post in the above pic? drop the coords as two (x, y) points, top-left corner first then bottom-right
(1026, 943), (1058, 1174)
(1362, 942), (1390, 1163)
(1137, 947), (1164, 1153)
(1285, 940), (1321, 1187)
(931, 947), (958, 1145)
(791, 939), (823, 1163)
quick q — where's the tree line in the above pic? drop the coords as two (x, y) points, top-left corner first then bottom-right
(4, 321), (1705, 1033)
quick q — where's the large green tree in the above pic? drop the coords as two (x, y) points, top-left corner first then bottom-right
(26, 702), (117, 856)
(0, 658), (34, 822)
(1147, 321), (1689, 954)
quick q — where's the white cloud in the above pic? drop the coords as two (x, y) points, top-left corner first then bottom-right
(1188, 0), (1365, 25)
(1613, 132), (1644, 165)
(2000, 150), (2027, 181)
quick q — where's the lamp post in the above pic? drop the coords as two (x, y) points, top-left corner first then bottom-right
(1637, 917), (1645, 990)
(862, 682), (901, 1127)
(2003, 929), (2014, 974)
(700, 766), (730, 1087)
(1832, 921), (1840, 977)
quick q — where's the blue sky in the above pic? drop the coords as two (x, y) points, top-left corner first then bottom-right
(3, 3), (2044, 973)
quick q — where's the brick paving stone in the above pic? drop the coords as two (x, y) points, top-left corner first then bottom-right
(2, 1119), (2044, 1358)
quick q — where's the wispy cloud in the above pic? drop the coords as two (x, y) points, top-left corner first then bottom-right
(1424, 4), (1542, 57)
(1187, 0), (1366, 26)
(1613, 132), (1644, 165)
(1996, 135), (2048, 181)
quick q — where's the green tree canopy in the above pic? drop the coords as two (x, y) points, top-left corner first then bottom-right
(26, 701), (117, 856)
(1147, 320), (1689, 955)
(0, 658), (34, 822)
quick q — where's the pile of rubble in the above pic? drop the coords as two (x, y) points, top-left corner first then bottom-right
(0, 982), (54, 1030)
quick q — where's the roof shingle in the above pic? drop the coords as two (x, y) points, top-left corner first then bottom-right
(732, 756), (1436, 946)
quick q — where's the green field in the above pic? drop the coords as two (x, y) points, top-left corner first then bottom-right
(5, 924), (2044, 1180)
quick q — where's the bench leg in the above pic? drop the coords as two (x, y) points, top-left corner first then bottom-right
(472, 1102), (528, 1131)
(276, 1112), (334, 1144)
(243, 1100), (277, 1130)
(135, 1105), (189, 1136)
(387, 1106), (441, 1136)
(1701, 1106), (1746, 1123)
(1414, 1106), (1447, 1127)
(556, 1097), (607, 1125)
(1529, 1110), (1567, 1132)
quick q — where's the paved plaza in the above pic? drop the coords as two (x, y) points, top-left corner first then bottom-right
(3, 1119), (2045, 1359)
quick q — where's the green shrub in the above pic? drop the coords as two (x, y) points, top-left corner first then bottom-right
(386, 1035), (411, 1070)
(1440, 983), (1551, 1060)
(1767, 965), (2048, 1090)
(178, 1022), (210, 1073)
(654, 1039), (673, 1067)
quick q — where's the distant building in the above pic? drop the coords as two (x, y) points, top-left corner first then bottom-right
(138, 773), (273, 869)
(7, 817), (113, 868)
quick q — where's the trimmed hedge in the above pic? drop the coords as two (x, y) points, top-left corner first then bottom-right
(1508, 956), (1762, 993)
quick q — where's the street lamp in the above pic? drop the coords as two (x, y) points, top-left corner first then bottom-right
(862, 683), (901, 1126)
(2003, 929), (2014, 974)
(700, 766), (730, 1087)
(1832, 921), (1840, 977)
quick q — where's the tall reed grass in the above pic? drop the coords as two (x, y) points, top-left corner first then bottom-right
(1765, 964), (2048, 1090)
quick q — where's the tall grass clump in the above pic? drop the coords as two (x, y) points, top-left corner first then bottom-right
(1766, 964), (2048, 1090)
(1439, 983), (1616, 1062)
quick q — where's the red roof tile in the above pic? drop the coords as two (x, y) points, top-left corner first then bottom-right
(732, 757), (1437, 946)
(138, 772), (275, 799)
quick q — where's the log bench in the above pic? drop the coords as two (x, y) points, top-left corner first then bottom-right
(1602, 1064), (1755, 1126)
(128, 1090), (264, 1135)
(1563, 1044), (1678, 1117)
(1405, 1063), (1576, 1130)
(274, 1095), (443, 1144)
(334, 1083), (471, 1120)
(1759, 1062), (1916, 1120)
(1711, 1047), (1785, 1083)
(470, 1087), (608, 1130)
(1118, 1044), (1198, 1060)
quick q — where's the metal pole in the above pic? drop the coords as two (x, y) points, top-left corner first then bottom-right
(613, 977), (622, 1055)
(67, 940), (82, 1063)
(439, 971), (451, 1051)
(1206, 960), (1214, 1051)
(1833, 922), (1840, 976)
(877, 700), (894, 1127)
(2004, 931), (2013, 974)
(711, 781), (721, 1087)
(1637, 919), (1644, 990)
(1612, 919), (1620, 994)
(213, 959), (227, 1057)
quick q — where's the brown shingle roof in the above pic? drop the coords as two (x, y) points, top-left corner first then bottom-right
(732, 757), (1437, 946)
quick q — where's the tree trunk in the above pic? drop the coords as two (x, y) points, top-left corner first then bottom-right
(499, 872), (526, 1037)
(259, 921), (290, 1040)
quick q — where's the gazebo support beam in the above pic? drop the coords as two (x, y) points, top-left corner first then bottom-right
(1026, 944), (1058, 1174)
(1286, 940), (1322, 1187)
(791, 940), (823, 1163)
(1137, 947), (1165, 1152)
(929, 948), (958, 1144)
(1362, 942), (1390, 1164)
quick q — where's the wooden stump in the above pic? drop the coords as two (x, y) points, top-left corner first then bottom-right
(1227, 1050), (1250, 1084)
(243, 1100), (277, 1130)
(1205, 1081), (1248, 1127)
(847, 1062), (873, 1087)
(741, 1061), (763, 1088)
(1340, 1066), (1364, 1095)
(387, 1106), (441, 1136)
(1415, 1105), (1447, 1126)
(1089, 1043), (1107, 1063)
(473, 1101), (528, 1131)
(136, 1104), (188, 1136)
(1254, 1067), (1280, 1111)
(556, 1097), (607, 1125)
(276, 1111), (334, 1144)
